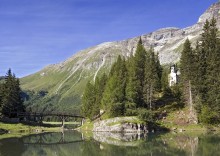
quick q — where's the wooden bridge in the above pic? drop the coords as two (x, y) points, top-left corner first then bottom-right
(15, 112), (85, 128)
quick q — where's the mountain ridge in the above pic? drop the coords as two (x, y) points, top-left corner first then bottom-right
(21, 2), (220, 113)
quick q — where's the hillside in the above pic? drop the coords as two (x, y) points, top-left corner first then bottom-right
(21, 2), (220, 113)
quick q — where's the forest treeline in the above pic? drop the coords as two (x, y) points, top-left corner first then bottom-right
(82, 18), (220, 125)
(81, 38), (165, 121)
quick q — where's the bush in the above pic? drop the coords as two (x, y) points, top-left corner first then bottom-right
(109, 102), (125, 117)
(138, 109), (155, 124)
(199, 106), (219, 124)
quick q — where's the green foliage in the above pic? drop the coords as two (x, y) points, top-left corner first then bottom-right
(156, 84), (184, 112)
(179, 18), (220, 124)
(138, 109), (155, 124)
(0, 69), (25, 117)
(82, 38), (163, 120)
(22, 90), (78, 114)
(109, 102), (125, 117)
(143, 49), (161, 109)
(81, 81), (96, 119)
(81, 73), (108, 119)
(199, 106), (219, 124)
(126, 39), (146, 107)
(101, 56), (127, 118)
(161, 67), (169, 92)
(125, 102), (137, 116)
(180, 38), (194, 81)
(195, 19), (220, 124)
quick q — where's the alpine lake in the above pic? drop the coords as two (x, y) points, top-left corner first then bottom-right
(1, 129), (220, 156)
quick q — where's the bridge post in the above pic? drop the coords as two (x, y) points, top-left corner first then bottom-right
(62, 116), (64, 129)
(39, 115), (44, 126)
(81, 118), (85, 126)
(60, 116), (66, 129)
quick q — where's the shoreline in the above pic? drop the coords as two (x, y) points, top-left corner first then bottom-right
(0, 121), (64, 139)
(78, 116), (220, 134)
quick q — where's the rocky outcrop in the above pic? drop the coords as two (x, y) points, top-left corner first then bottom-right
(198, 2), (220, 25)
(93, 117), (148, 133)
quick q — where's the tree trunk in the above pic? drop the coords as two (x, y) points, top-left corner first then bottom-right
(150, 84), (152, 110)
(188, 80), (198, 124)
(189, 80), (193, 112)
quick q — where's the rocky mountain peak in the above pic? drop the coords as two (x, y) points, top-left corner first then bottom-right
(198, 2), (220, 25)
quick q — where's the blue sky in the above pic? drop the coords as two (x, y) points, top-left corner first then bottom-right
(0, 0), (217, 77)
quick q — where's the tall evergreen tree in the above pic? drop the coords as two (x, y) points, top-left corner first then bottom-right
(196, 20), (211, 104)
(125, 38), (146, 111)
(125, 56), (138, 115)
(101, 56), (127, 117)
(93, 74), (108, 117)
(192, 18), (220, 124)
(81, 73), (108, 119)
(143, 48), (160, 109)
(81, 81), (96, 119)
(161, 67), (169, 91)
(205, 18), (220, 123)
(1, 69), (25, 117)
(155, 52), (162, 91)
(180, 39), (194, 111)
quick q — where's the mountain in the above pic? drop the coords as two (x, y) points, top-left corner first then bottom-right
(20, 2), (220, 113)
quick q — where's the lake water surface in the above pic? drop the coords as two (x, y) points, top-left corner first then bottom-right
(1, 131), (220, 156)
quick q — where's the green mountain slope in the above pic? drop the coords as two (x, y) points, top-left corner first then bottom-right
(20, 2), (220, 113)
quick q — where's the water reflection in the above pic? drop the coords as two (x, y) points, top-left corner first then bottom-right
(0, 131), (220, 156)
(93, 132), (147, 146)
(22, 131), (84, 145)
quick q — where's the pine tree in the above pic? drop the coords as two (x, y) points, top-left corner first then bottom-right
(196, 20), (211, 104)
(81, 81), (96, 119)
(1, 69), (25, 117)
(92, 74), (108, 117)
(143, 48), (160, 109)
(161, 67), (169, 92)
(81, 73), (108, 119)
(180, 39), (194, 111)
(125, 37), (146, 111)
(193, 18), (220, 124)
(125, 56), (137, 115)
(205, 18), (220, 122)
(155, 52), (162, 91)
(101, 56), (127, 117)
(191, 41), (202, 113)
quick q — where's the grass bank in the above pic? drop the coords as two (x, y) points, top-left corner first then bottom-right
(157, 107), (220, 132)
(0, 122), (62, 132)
(0, 122), (64, 140)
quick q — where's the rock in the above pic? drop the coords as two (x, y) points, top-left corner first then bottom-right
(100, 144), (104, 150)
(179, 129), (185, 132)
(172, 127), (177, 131)
(93, 117), (148, 133)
